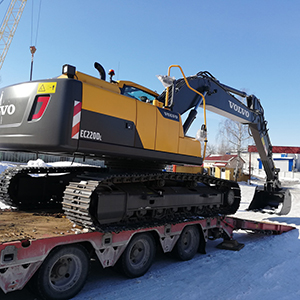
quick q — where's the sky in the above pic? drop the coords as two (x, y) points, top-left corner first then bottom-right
(0, 0), (300, 147)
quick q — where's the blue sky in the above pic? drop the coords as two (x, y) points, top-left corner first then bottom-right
(1, 0), (299, 147)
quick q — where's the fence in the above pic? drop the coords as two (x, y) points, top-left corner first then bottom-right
(251, 169), (300, 181)
(0, 151), (105, 166)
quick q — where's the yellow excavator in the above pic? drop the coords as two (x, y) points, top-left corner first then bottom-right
(0, 62), (291, 229)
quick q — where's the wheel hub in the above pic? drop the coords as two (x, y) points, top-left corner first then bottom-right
(49, 255), (81, 290)
(51, 258), (70, 280)
(131, 244), (144, 264)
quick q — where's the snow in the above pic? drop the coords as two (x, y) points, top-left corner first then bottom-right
(1, 162), (300, 300)
(27, 158), (48, 167)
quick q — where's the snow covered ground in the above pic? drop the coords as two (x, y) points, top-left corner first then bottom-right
(1, 161), (300, 300)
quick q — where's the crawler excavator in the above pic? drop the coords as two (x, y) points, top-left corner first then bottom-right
(0, 63), (291, 230)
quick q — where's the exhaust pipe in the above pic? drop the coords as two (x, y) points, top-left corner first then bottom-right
(94, 62), (106, 81)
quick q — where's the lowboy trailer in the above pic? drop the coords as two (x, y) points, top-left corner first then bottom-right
(0, 211), (294, 300)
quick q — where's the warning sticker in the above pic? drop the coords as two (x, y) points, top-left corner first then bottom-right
(37, 82), (57, 94)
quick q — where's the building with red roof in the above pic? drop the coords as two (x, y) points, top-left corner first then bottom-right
(248, 146), (300, 173)
(204, 154), (246, 180)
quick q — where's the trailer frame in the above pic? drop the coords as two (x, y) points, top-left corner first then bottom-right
(0, 215), (294, 297)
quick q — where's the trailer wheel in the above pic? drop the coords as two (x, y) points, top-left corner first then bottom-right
(172, 225), (199, 261)
(119, 233), (156, 278)
(33, 244), (90, 300)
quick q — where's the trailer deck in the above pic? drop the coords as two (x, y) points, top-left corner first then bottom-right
(0, 210), (79, 243)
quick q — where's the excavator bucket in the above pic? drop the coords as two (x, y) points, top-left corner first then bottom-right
(248, 187), (292, 215)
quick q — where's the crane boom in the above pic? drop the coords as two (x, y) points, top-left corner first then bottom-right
(0, 0), (27, 70)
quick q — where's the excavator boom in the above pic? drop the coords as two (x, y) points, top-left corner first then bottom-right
(158, 70), (291, 214)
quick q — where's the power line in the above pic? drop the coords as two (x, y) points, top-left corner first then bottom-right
(30, 0), (42, 81)
(30, 0), (42, 47)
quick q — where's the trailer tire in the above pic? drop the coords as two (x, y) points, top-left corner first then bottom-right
(32, 244), (90, 300)
(172, 225), (199, 261)
(119, 233), (156, 278)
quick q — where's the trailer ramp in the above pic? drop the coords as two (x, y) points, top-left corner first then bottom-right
(217, 216), (295, 251)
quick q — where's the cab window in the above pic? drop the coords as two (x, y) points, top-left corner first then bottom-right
(122, 85), (156, 103)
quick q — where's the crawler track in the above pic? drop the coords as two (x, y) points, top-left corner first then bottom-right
(62, 172), (241, 231)
(0, 166), (241, 231)
(0, 166), (100, 208)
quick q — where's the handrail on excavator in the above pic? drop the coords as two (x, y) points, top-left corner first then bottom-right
(165, 65), (208, 158)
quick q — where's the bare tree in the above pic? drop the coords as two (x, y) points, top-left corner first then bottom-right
(205, 143), (217, 156)
(217, 118), (252, 181)
(216, 138), (231, 155)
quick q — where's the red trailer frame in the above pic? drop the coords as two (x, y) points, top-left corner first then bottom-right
(0, 215), (294, 298)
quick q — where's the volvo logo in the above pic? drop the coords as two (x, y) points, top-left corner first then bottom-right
(0, 104), (16, 116)
(228, 100), (250, 118)
(0, 91), (16, 116)
(163, 111), (178, 120)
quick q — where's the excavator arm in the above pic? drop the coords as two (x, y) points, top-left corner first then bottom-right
(158, 69), (291, 215)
